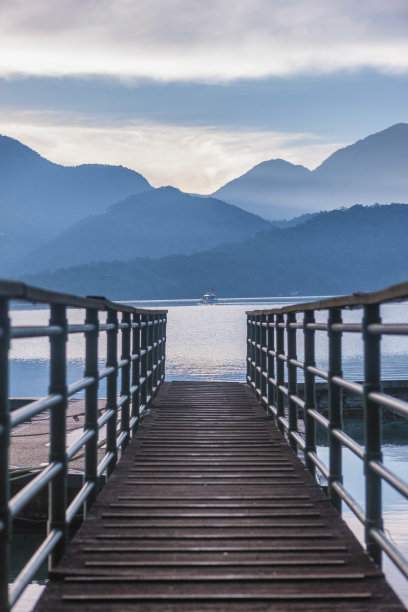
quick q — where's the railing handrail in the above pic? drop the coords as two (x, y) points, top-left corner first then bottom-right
(0, 282), (167, 611)
(247, 286), (408, 588)
(0, 279), (168, 313)
(246, 280), (408, 315)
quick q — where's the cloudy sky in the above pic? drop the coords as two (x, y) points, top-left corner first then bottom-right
(0, 0), (407, 192)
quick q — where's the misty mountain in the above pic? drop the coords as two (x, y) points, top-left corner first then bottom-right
(0, 135), (151, 268)
(23, 203), (408, 299)
(213, 124), (408, 220)
(270, 211), (317, 228)
(18, 186), (271, 275)
(213, 159), (312, 220)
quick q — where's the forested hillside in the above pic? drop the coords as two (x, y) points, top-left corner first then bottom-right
(24, 203), (408, 299)
(19, 187), (271, 274)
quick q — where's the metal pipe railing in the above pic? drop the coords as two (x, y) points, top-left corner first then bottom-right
(0, 280), (167, 612)
(247, 280), (408, 581)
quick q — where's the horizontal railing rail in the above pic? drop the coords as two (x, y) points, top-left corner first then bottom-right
(0, 280), (167, 612)
(247, 280), (408, 581)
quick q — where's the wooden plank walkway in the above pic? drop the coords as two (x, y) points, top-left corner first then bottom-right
(34, 381), (405, 611)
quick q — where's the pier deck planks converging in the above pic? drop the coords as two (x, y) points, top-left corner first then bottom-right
(34, 381), (404, 611)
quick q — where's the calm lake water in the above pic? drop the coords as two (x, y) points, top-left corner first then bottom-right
(8, 296), (408, 606)
(9, 296), (408, 393)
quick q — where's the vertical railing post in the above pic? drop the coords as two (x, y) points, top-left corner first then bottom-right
(253, 317), (257, 387)
(276, 313), (285, 434)
(157, 314), (162, 388)
(153, 314), (159, 394)
(147, 315), (153, 399)
(246, 315), (251, 384)
(131, 313), (141, 433)
(260, 315), (267, 403)
(255, 316), (261, 397)
(267, 314), (276, 419)
(328, 308), (343, 513)
(157, 315), (162, 387)
(250, 316), (256, 386)
(303, 310), (316, 477)
(363, 304), (383, 567)
(140, 315), (148, 411)
(161, 314), (167, 383)
(120, 312), (131, 449)
(151, 315), (156, 394)
(249, 315), (256, 390)
(84, 308), (99, 511)
(48, 304), (68, 568)
(287, 312), (298, 451)
(106, 309), (118, 477)
(0, 298), (10, 612)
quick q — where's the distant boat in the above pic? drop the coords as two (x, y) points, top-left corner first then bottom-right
(200, 289), (218, 304)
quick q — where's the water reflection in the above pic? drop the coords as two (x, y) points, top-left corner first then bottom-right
(317, 437), (408, 605)
(10, 529), (47, 583)
(8, 297), (408, 385)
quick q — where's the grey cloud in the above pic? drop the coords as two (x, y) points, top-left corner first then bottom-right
(1, 0), (112, 33)
(0, 0), (407, 79)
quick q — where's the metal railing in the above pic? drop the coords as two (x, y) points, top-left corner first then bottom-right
(0, 281), (167, 611)
(247, 281), (408, 579)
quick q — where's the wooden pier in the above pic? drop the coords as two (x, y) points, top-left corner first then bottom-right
(34, 381), (404, 611)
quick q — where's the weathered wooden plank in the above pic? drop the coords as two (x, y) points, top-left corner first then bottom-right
(34, 381), (405, 611)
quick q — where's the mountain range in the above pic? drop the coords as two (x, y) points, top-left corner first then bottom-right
(213, 123), (408, 219)
(24, 203), (408, 298)
(0, 135), (151, 267)
(19, 187), (271, 274)
(2, 122), (408, 294)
